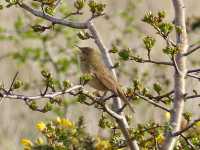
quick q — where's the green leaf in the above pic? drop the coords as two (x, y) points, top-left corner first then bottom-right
(74, 0), (85, 10)
(158, 23), (173, 36)
(153, 82), (162, 94)
(45, 6), (55, 16)
(143, 36), (156, 50)
(13, 80), (23, 89)
(118, 50), (130, 60)
(43, 101), (53, 112)
(80, 73), (93, 85)
(77, 93), (87, 103)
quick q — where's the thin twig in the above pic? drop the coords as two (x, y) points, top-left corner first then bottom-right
(152, 90), (174, 100)
(187, 74), (200, 80)
(8, 72), (19, 93)
(180, 134), (195, 150)
(18, 2), (87, 29)
(162, 0), (188, 149)
(135, 93), (170, 112)
(141, 59), (173, 66)
(187, 68), (200, 74)
(172, 118), (200, 136)
(172, 55), (183, 75)
(185, 94), (200, 100)
(183, 44), (200, 56)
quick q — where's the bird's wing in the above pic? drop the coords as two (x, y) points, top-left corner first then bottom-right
(91, 66), (119, 94)
(91, 66), (135, 113)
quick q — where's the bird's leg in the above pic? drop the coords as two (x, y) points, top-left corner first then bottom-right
(101, 91), (107, 100)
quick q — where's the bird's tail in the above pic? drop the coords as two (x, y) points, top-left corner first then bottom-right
(117, 88), (135, 113)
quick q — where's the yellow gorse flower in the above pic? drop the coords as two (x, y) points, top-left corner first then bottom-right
(95, 138), (112, 150)
(57, 117), (74, 128)
(21, 138), (33, 147)
(36, 122), (46, 132)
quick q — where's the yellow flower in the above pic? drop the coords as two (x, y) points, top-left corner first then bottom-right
(21, 138), (33, 147)
(59, 118), (74, 128)
(95, 138), (112, 150)
(36, 122), (46, 132)
(35, 137), (44, 145)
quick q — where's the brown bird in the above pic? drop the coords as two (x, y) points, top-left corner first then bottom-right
(77, 46), (134, 113)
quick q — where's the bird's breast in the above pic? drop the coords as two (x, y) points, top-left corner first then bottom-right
(79, 61), (107, 91)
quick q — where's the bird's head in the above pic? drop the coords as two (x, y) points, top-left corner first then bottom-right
(75, 46), (94, 56)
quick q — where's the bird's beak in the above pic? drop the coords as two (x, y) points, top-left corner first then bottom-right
(75, 45), (82, 49)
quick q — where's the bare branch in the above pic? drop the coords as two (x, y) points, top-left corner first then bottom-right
(140, 59), (173, 66)
(172, 55), (183, 75)
(187, 68), (200, 74)
(8, 72), (19, 93)
(185, 94), (200, 100)
(183, 44), (200, 56)
(186, 74), (200, 80)
(135, 94), (170, 112)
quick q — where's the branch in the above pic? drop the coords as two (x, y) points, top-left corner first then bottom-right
(186, 74), (200, 80)
(185, 94), (200, 100)
(18, 3), (87, 29)
(183, 44), (200, 56)
(141, 59), (173, 66)
(87, 21), (116, 71)
(187, 68), (200, 74)
(172, 118), (200, 136)
(1, 85), (82, 101)
(87, 21), (139, 150)
(152, 90), (174, 100)
(162, 0), (188, 149)
(135, 94), (170, 112)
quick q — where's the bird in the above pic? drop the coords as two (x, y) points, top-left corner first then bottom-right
(77, 46), (134, 113)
